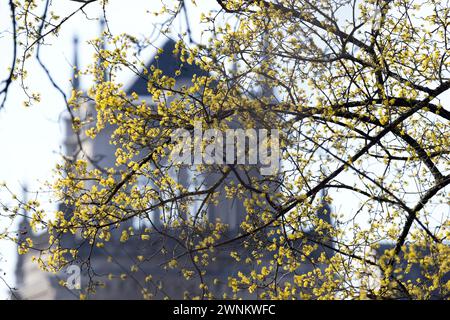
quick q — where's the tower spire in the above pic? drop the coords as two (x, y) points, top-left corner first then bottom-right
(15, 185), (30, 290)
(317, 188), (332, 225)
(62, 34), (81, 159)
(72, 35), (80, 90)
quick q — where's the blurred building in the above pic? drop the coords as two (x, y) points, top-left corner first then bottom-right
(14, 33), (333, 300)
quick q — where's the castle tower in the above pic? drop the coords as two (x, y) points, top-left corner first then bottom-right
(62, 35), (81, 160)
(14, 28), (336, 300)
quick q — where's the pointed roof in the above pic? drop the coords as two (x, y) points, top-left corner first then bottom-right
(72, 35), (80, 90)
(127, 39), (207, 96)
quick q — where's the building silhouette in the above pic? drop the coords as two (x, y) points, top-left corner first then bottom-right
(14, 32), (334, 300)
